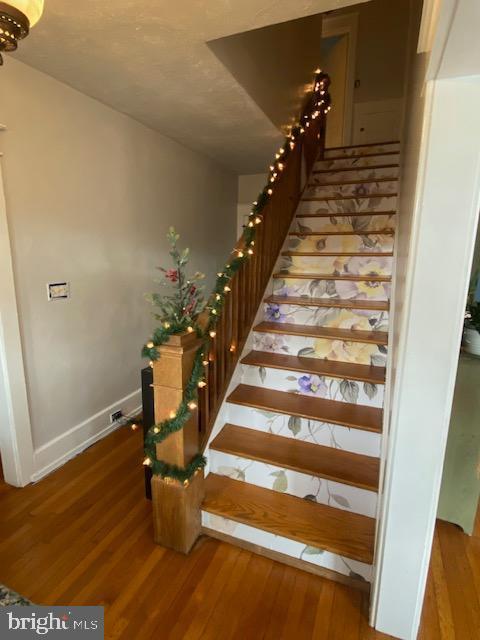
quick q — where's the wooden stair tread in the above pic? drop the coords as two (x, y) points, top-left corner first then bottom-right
(211, 424), (380, 491)
(313, 164), (399, 174)
(253, 321), (388, 345)
(308, 177), (397, 187)
(273, 272), (391, 282)
(227, 384), (383, 433)
(241, 350), (386, 384)
(296, 210), (396, 218)
(325, 140), (399, 151)
(302, 194), (398, 202)
(289, 230), (395, 236)
(316, 151), (399, 162)
(265, 294), (389, 311)
(282, 251), (393, 257)
(202, 474), (375, 563)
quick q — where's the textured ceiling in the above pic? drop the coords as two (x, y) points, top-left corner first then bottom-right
(11, 0), (369, 173)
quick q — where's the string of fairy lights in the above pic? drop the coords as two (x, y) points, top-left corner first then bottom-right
(140, 69), (331, 486)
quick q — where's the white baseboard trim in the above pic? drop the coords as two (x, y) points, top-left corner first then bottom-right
(31, 388), (142, 482)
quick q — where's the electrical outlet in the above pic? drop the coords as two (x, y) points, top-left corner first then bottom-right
(111, 410), (123, 423)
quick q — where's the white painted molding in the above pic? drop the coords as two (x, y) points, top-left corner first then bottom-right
(32, 387), (142, 482)
(417, 0), (442, 53)
(373, 77), (480, 640)
(0, 161), (36, 486)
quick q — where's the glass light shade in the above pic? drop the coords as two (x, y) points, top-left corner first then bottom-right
(7, 0), (44, 27)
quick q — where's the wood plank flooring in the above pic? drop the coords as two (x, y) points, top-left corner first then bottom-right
(0, 426), (478, 639)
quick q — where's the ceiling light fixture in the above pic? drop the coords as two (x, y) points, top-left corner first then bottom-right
(0, 1), (44, 65)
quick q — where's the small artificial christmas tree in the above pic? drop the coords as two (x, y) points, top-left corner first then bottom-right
(143, 227), (206, 358)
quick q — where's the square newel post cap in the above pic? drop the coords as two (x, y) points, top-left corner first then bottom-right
(152, 332), (203, 390)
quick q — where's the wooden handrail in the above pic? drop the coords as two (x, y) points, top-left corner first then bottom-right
(198, 75), (331, 450)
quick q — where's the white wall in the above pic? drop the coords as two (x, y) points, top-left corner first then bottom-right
(0, 58), (237, 480)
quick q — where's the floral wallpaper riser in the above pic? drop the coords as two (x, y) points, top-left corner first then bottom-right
(263, 303), (389, 333)
(241, 364), (385, 408)
(286, 234), (394, 253)
(312, 166), (399, 184)
(226, 406), (382, 457)
(293, 214), (396, 233)
(273, 278), (392, 302)
(315, 154), (399, 171)
(297, 195), (397, 215)
(305, 181), (398, 199)
(278, 254), (393, 276)
(253, 332), (388, 367)
(324, 143), (400, 158)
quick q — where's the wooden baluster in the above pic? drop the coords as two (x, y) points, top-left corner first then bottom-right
(197, 76), (330, 449)
(231, 273), (239, 369)
(239, 265), (246, 343)
(208, 339), (216, 418)
(216, 303), (226, 398)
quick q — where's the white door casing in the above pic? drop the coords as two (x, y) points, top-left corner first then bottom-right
(0, 134), (35, 486)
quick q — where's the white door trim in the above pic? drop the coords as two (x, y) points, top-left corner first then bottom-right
(322, 12), (358, 146)
(0, 138), (35, 486)
(372, 76), (480, 640)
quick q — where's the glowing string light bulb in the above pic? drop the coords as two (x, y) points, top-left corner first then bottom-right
(188, 401), (197, 410)
(143, 457), (152, 466)
(198, 380), (207, 388)
(187, 326), (194, 333)
(209, 330), (216, 338)
(147, 341), (154, 349)
(224, 285), (231, 292)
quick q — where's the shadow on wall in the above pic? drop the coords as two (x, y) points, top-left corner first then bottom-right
(207, 13), (324, 133)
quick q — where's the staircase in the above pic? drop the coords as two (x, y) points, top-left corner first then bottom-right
(201, 141), (399, 588)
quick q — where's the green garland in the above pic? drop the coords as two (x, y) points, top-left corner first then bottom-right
(142, 70), (331, 484)
(149, 453), (207, 484)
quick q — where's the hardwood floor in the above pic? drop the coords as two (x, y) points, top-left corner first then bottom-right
(0, 427), (478, 639)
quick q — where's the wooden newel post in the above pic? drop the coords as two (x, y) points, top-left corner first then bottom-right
(150, 332), (204, 554)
